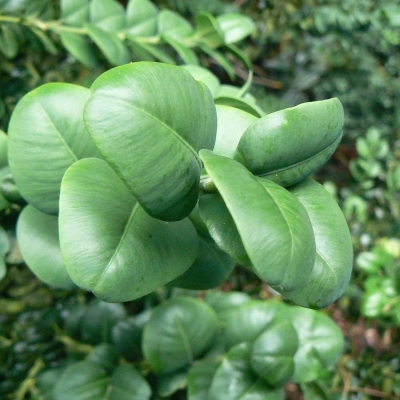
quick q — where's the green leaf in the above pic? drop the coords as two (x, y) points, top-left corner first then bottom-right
(142, 296), (219, 374)
(216, 14), (255, 44)
(220, 300), (287, 349)
(199, 45), (235, 80)
(89, 0), (125, 32)
(125, 0), (158, 37)
(85, 23), (131, 65)
(199, 193), (251, 266)
(0, 24), (19, 58)
(59, 158), (199, 302)
(200, 151), (316, 291)
(187, 359), (220, 400)
(277, 179), (353, 308)
(8, 83), (101, 215)
(169, 234), (235, 290)
(87, 344), (120, 374)
(61, 0), (89, 26)
(287, 307), (344, 383)
(163, 36), (199, 64)
(204, 290), (251, 314)
(213, 105), (257, 158)
(234, 98), (344, 186)
(251, 320), (299, 386)
(84, 62), (217, 221)
(30, 27), (57, 55)
(59, 33), (99, 68)
(158, 9), (194, 40)
(127, 38), (175, 63)
(16, 205), (74, 289)
(0, 226), (9, 281)
(194, 13), (224, 49)
(158, 370), (188, 397)
(182, 65), (220, 97)
(208, 343), (285, 400)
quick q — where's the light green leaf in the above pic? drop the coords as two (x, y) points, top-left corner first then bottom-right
(142, 296), (219, 373)
(60, 0), (89, 26)
(8, 83), (101, 215)
(0, 130), (8, 168)
(234, 98), (344, 186)
(251, 320), (299, 386)
(213, 105), (257, 158)
(182, 65), (220, 97)
(85, 23), (131, 65)
(125, 0), (158, 37)
(0, 24), (19, 58)
(286, 306), (344, 383)
(157, 9), (194, 40)
(59, 33), (99, 68)
(0, 226), (9, 281)
(84, 62), (216, 221)
(208, 343), (285, 400)
(163, 36), (199, 65)
(220, 300), (287, 349)
(216, 14), (255, 44)
(127, 38), (175, 63)
(200, 151), (316, 291)
(194, 13), (224, 49)
(89, 0), (125, 32)
(200, 45), (235, 80)
(278, 179), (353, 308)
(17, 205), (75, 289)
(59, 158), (199, 302)
(169, 235), (235, 290)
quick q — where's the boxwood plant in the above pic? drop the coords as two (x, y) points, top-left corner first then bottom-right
(7, 61), (352, 308)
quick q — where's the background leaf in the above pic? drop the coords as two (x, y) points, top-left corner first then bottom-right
(0, 226), (9, 281)
(125, 0), (158, 37)
(59, 158), (199, 302)
(216, 14), (255, 44)
(84, 62), (216, 221)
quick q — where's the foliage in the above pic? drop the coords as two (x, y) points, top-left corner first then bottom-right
(0, 291), (344, 399)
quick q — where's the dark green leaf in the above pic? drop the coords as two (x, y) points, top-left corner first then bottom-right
(59, 158), (199, 302)
(30, 27), (57, 54)
(204, 290), (251, 314)
(87, 344), (120, 374)
(158, 370), (188, 397)
(0, 226), (9, 281)
(0, 24), (19, 58)
(200, 45), (235, 80)
(187, 359), (220, 400)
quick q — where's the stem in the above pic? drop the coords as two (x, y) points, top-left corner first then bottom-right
(200, 175), (218, 194)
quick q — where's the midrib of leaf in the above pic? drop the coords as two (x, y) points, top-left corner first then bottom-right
(102, 96), (202, 168)
(63, 4), (88, 24)
(38, 100), (79, 162)
(316, 250), (337, 283)
(175, 316), (194, 365)
(93, 202), (140, 290)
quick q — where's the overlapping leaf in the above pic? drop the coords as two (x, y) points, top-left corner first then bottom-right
(59, 158), (199, 302)
(84, 62), (217, 221)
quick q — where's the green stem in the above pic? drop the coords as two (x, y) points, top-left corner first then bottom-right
(200, 175), (219, 194)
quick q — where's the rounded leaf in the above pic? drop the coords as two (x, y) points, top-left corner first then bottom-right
(278, 179), (353, 308)
(84, 62), (217, 221)
(216, 14), (256, 44)
(200, 151), (316, 291)
(59, 158), (198, 302)
(17, 205), (75, 289)
(142, 296), (219, 373)
(8, 83), (101, 214)
(182, 65), (220, 97)
(234, 98), (344, 186)
(251, 320), (299, 386)
(204, 290), (251, 315)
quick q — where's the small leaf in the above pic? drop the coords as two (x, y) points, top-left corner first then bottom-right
(8, 83), (101, 215)
(59, 33), (99, 68)
(142, 296), (219, 374)
(89, 0), (125, 32)
(59, 158), (199, 302)
(182, 65), (220, 97)
(30, 27), (57, 54)
(200, 151), (316, 291)
(87, 344), (120, 374)
(127, 38), (175, 63)
(278, 179), (353, 308)
(84, 62), (217, 221)
(61, 0), (89, 26)
(163, 36), (199, 65)
(158, 9), (194, 40)
(125, 0), (158, 37)
(194, 13), (224, 49)
(204, 290), (251, 314)
(0, 24), (19, 58)
(216, 14), (255, 44)
(200, 45), (235, 80)
(17, 205), (74, 289)
(85, 23), (131, 65)
(234, 98), (344, 186)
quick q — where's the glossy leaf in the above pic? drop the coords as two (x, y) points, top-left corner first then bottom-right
(251, 320), (299, 386)
(199, 193), (251, 266)
(142, 296), (219, 373)
(234, 98), (344, 186)
(200, 151), (316, 291)
(0, 226), (9, 281)
(89, 0), (125, 32)
(84, 62), (217, 221)
(213, 105), (257, 158)
(216, 14), (256, 44)
(204, 290), (251, 314)
(182, 65), (220, 97)
(287, 306), (344, 383)
(220, 300), (287, 349)
(17, 205), (74, 289)
(125, 0), (158, 37)
(187, 359), (220, 400)
(278, 179), (353, 308)
(59, 158), (198, 302)
(59, 33), (99, 68)
(61, 0), (89, 26)
(208, 343), (285, 400)
(85, 23), (131, 65)
(169, 235), (235, 290)
(8, 83), (101, 215)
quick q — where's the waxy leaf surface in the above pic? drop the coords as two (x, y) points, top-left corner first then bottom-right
(278, 179), (353, 308)
(142, 296), (219, 373)
(59, 158), (198, 302)
(234, 98), (344, 186)
(17, 205), (74, 289)
(8, 83), (101, 215)
(200, 150), (315, 290)
(84, 62), (216, 221)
